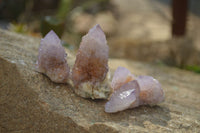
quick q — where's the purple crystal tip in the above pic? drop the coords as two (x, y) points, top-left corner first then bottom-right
(71, 24), (110, 99)
(72, 24), (109, 86)
(36, 30), (70, 83)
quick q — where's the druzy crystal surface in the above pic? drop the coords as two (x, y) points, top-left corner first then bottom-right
(72, 24), (110, 99)
(105, 67), (164, 113)
(36, 30), (70, 83)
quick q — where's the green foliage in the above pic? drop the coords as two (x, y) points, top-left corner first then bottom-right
(8, 23), (28, 34)
(184, 65), (200, 73)
(40, 0), (74, 38)
(57, 0), (72, 19)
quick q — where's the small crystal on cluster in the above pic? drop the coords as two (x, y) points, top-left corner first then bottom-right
(36, 30), (70, 83)
(72, 24), (110, 99)
(105, 67), (164, 113)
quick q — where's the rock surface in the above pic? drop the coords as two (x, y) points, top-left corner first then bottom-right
(0, 29), (200, 132)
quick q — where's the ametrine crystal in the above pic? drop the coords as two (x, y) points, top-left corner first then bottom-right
(105, 67), (164, 113)
(72, 24), (110, 99)
(105, 80), (140, 113)
(136, 76), (164, 105)
(111, 67), (135, 91)
(36, 30), (70, 83)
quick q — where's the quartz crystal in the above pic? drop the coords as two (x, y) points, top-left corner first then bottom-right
(105, 80), (140, 113)
(105, 67), (164, 113)
(72, 24), (110, 99)
(36, 30), (70, 83)
(136, 75), (164, 105)
(111, 67), (135, 91)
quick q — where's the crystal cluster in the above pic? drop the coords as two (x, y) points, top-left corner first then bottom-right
(105, 67), (164, 113)
(36, 25), (165, 111)
(72, 24), (110, 99)
(36, 30), (70, 83)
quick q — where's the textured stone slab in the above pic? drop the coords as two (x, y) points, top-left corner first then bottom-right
(0, 29), (200, 132)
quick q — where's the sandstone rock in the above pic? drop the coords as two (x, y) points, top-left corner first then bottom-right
(0, 29), (200, 132)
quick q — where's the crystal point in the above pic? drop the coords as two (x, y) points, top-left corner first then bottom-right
(136, 76), (164, 105)
(36, 30), (70, 83)
(105, 80), (140, 113)
(72, 24), (110, 99)
(111, 67), (136, 91)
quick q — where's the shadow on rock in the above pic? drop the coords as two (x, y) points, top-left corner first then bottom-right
(104, 104), (171, 128)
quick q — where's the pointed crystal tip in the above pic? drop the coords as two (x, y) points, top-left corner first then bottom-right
(72, 24), (110, 99)
(36, 30), (70, 83)
(87, 24), (107, 44)
(105, 80), (140, 113)
(41, 30), (61, 46)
